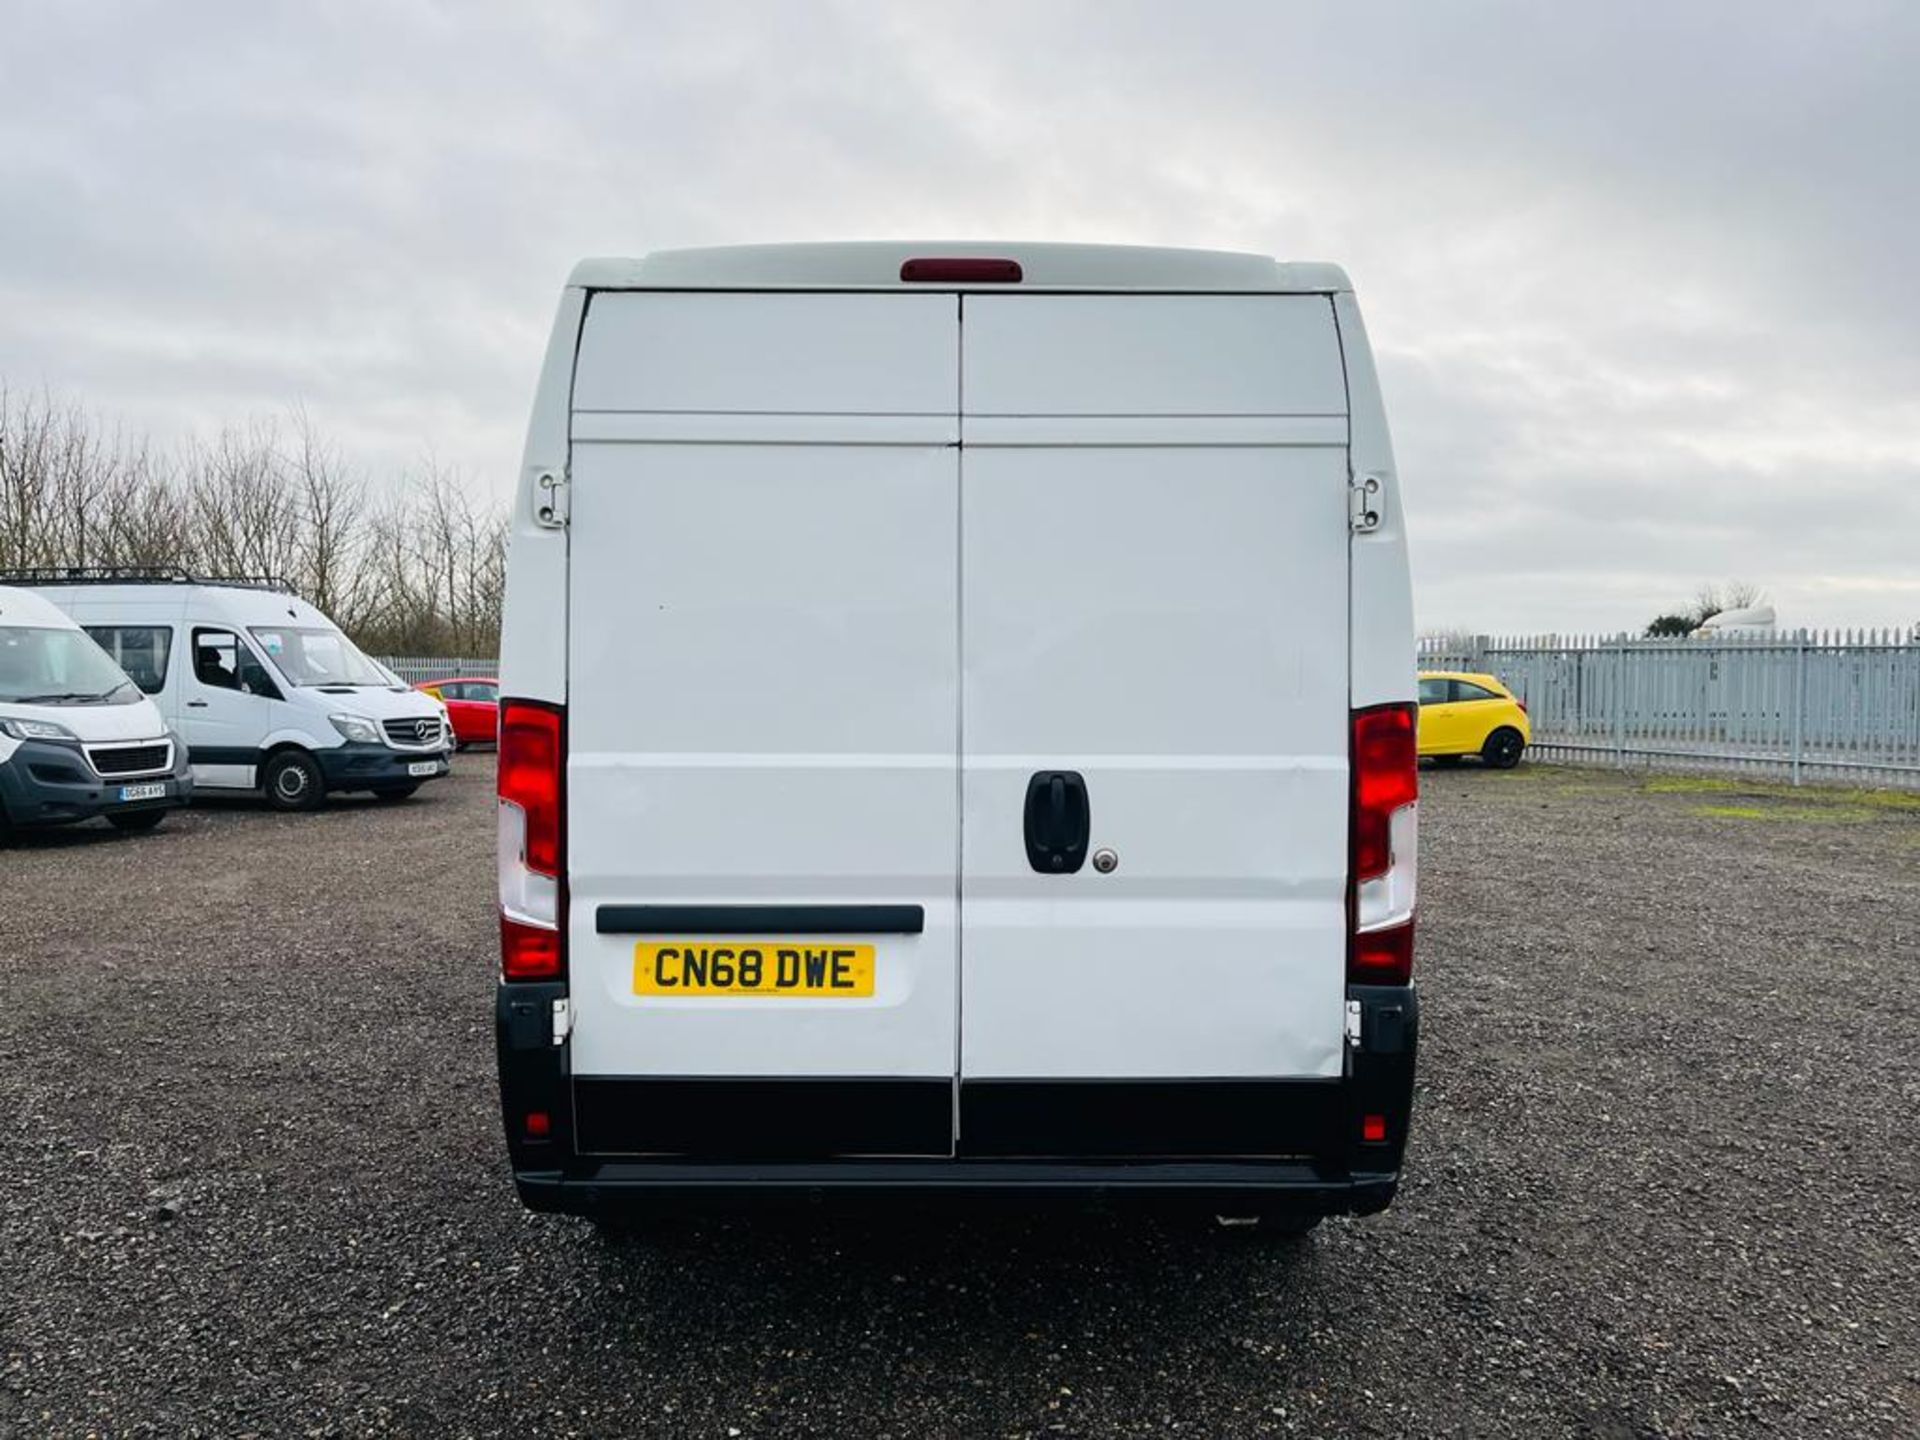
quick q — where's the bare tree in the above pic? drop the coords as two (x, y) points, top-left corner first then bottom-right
(0, 381), (509, 656)
(286, 408), (365, 621)
(1690, 580), (1767, 625)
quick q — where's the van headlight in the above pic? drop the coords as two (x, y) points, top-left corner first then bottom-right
(0, 717), (79, 742)
(329, 713), (383, 745)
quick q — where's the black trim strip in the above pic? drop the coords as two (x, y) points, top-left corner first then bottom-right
(575, 1077), (952, 1158)
(595, 904), (925, 935)
(960, 1080), (1343, 1159)
(187, 746), (264, 767)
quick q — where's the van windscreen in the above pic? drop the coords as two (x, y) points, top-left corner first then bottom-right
(250, 626), (390, 687)
(0, 626), (142, 705)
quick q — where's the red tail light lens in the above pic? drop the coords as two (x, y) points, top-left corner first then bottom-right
(1350, 703), (1418, 985)
(499, 698), (564, 981)
(1351, 704), (1417, 881)
(501, 913), (563, 981)
(1349, 920), (1414, 985)
(499, 701), (563, 877)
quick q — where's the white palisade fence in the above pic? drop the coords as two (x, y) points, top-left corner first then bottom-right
(1418, 631), (1920, 788)
(375, 655), (498, 686)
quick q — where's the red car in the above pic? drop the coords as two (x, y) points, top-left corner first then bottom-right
(416, 676), (499, 749)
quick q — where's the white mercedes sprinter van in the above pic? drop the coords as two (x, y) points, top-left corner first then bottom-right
(495, 244), (1419, 1223)
(20, 571), (452, 811)
(0, 585), (192, 834)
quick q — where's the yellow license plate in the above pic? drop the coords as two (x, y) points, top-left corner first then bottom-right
(633, 940), (876, 998)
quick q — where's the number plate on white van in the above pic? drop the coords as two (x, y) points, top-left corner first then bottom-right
(118, 783), (166, 802)
(634, 942), (876, 998)
(407, 760), (442, 777)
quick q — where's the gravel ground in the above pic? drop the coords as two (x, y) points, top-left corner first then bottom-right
(2, 760), (1917, 1438)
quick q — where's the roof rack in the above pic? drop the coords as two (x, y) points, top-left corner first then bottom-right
(0, 565), (299, 594)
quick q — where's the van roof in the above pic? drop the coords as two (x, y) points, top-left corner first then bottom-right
(568, 243), (1352, 294)
(22, 580), (336, 630)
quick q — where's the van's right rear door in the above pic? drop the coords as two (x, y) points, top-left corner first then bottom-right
(956, 294), (1353, 1155)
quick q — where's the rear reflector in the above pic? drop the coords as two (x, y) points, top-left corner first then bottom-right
(1361, 1113), (1388, 1143)
(523, 1109), (551, 1140)
(900, 257), (1023, 283)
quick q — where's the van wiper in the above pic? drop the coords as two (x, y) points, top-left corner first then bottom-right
(8, 691), (96, 704)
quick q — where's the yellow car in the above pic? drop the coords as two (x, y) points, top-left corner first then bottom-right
(1416, 670), (1531, 768)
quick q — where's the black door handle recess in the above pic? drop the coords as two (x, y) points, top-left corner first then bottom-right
(1024, 770), (1089, 874)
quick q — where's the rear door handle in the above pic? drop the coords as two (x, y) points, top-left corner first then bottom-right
(1023, 770), (1089, 874)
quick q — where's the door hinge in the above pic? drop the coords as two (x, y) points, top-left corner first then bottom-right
(1348, 474), (1383, 533)
(551, 996), (572, 1046)
(1345, 999), (1363, 1047)
(534, 469), (569, 529)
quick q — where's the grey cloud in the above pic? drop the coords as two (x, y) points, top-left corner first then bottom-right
(1, 0), (1915, 628)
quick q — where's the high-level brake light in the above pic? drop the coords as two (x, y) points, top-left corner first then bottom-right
(1349, 703), (1418, 985)
(899, 257), (1023, 283)
(499, 699), (565, 979)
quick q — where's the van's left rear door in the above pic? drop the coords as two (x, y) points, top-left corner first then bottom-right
(563, 292), (961, 1158)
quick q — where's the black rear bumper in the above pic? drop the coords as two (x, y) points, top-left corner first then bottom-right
(513, 1159), (1399, 1215)
(496, 982), (1418, 1216)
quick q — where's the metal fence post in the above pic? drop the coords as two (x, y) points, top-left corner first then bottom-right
(1791, 633), (1806, 786)
(1614, 635), (1626, 768)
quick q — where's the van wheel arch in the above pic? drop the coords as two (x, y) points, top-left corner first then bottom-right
(261, 746), (326, 812)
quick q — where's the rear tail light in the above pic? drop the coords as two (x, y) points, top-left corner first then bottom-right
(1350, 703), (1418, 984)
(499, 699), (564, 979)
(1516, 696), (1529, 715)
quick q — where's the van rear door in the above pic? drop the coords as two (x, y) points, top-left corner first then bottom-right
(563, 293), (961, 1157)
(955, 296), (1353, 1146)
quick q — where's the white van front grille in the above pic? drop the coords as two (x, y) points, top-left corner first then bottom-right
(383, 716), (446, 750)
(86, 740), (174, 778)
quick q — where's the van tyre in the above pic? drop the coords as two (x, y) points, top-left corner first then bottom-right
(107, 810), (167, 834)
(263, 750), (325, 812)
(1481, 727), (1526, 769)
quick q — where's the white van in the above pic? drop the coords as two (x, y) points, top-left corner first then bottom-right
(0, 585), (191, 834)
(18, 571), (452, 811)
(494, 244), (1419, 1225)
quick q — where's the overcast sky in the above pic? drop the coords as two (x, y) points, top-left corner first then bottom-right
(3, 1), (1916, 633)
